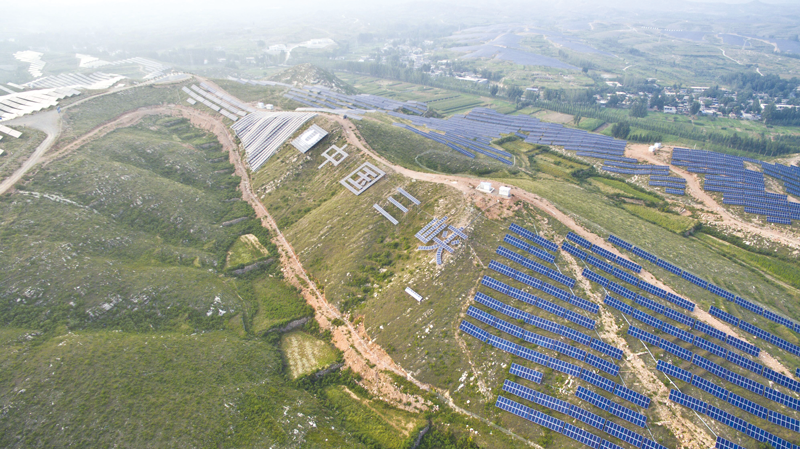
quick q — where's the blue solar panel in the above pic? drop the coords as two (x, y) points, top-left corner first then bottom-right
(600, 439), (624, 449)
(661, 323), (694, 344)
(508, 380), (571, 416)
(715, 437), (745, 449)
(495, 395), (565, 433)
(693, 320), (728, 343)
(768, 410), (800, 432)
(734, 296), (764, 316)
(634, 294), (664, 314)
(663, 307), (696, 327)
(727, 392), (768, 420)
(709, 306), (739, 326)
(585, 353), (620, 377)
(590, 339), (624, 360)
(765, 387), (800, 412)
(665, 292), (695, 311)
(576, 386), (611, 411)
(567, 405), (606, 431)
(604, 295), (634, 315)
(726, 335), (760, 357)
(497, 246), (576, 288)
(763, 368), (800, 393)
(614, 384), (651, 408)
(631, 247), (658, 264)
(725, 351), (763, 375)
(510, 363), (544, 384)
(563, 422), (603, 449)
(509, 223), (559, 252)
(725, 371), (765, 396)
(694, 336), (728, 358)
(669, 389), (707, 414)
(604, 421), (644, 447)
(658, 339), (693, 361)
(692, 375), (729, 400)
(503, 234), (557, 264)
(591, 245), (618, 264)
(656, 360), (693, 383)
(707, 405), (748, 434)
(567, 232), (592, 249)
(608, 235), (633, 251)
(580, 369), (616, 393)
(562, 241), (588, 260)
(642, 438), (668, 449)
(632, 308), (665, 330)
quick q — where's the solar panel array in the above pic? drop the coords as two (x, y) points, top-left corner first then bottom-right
(231, 112), (317, 171)
(509, 363), (543, 384)
(716, 437), (745, 449)
(658, 355), (800, 421)
(503, 234), (556, 264)
(565, 232), (641, 273)
(384, 107), (618, 165)
(607, 235), (800, 339)
(509, 223), (559, 252)
(460, 320), (581, 377)
(497, 246), (575, 288)
(466, 306), (618, 376)
(575, 386), (647, 427)
(487, 262), (598, 320)
(673, 148), (800, 226)
(669, 389), (800, 449)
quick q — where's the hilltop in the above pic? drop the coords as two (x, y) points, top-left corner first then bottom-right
(270, 63), (356, 94)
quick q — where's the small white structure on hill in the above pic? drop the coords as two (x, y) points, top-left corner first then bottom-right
(648, 142), (662, 152)
(499, 186), (511, 198)
(405, 287), (423, 302)
(476, 182), (494, 194)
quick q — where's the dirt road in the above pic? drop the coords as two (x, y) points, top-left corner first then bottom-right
(0, 110), (60, 195)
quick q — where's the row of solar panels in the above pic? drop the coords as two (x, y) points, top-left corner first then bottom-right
(607, 296), (763, 373)
(565, 232), (642, 273)
(578, 153), (637, 163)
(462, 320), (608, 379)
(580, 257), (695, 311)
(657, 360), (800, 433)
(467, 306), (617, 372)
(475, 290), (623, 360)
(503, 380), (649, 437)
(509, 223), (559, 252)
(497, 245), (575, 287)
(495, 395), (667, 449)
(632, 327), (778, 402)
(710, 306), (800, 377)
(488, 262), (598, 321)
(669, 390), (798, 449)
(479, 276), (624, 361)
(607, 235), (790, 332)
(504, 234), (556, 264)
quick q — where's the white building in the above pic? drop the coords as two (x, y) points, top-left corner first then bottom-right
(499, 186), (511, 198)
(476, 182), (494, 194)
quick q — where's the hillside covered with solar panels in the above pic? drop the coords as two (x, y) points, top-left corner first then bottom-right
(5, 1), (800, 445)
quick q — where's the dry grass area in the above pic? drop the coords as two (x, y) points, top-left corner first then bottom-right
(226, 233), (269, 267)
(281, 331), (339, 379)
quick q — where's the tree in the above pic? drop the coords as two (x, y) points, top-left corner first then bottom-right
(752, 98), (762, 114)
(630, 101), (648, 118)
(690, 101), (701, 115)
(507, 86), (523, 103)
(573, 114), (582, 126)
(611, 122), (631, 139)
(762, 102), (777, 123)
(489, 84), (499, 96)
